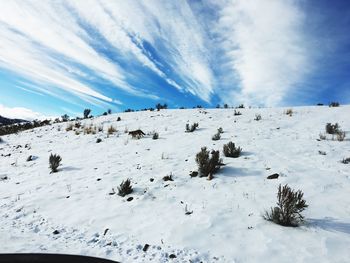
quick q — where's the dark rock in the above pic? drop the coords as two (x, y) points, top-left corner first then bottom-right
(189, 171), (198, 177)
(97, 178), (101, 181)
(53, 230), (60, 235)
(26, 155), (33, 162)
(0, 175), (8, 180)
(143, 244), (150, 252)
(267, 173), (279, 179)
(169, 254), (177, 259)
(150, 178), (154, 182)
(127, 197), (133, 202)
(163, 175), (173, 181)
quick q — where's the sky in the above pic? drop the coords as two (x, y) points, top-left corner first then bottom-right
(0, 0), (349, 119)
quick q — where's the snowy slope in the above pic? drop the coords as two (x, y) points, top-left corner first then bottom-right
(0, 106), (349, 262)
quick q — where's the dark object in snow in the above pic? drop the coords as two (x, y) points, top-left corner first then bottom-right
(52, 230), (60, 235)
(169, 254), (177, 259)
(0, 253), (120, 263)
(152, 132), (159, 140)
(97, 178), (101, 181)
(254, 114), (262, 121)
(185, 122), (199, 132)
(103, 228), (109, 236)
(96, 138), (102, 143)
(341, 157), (350, 164)
(126, 197), (133, 202)
(163, 174), (173, 181)
(109, 188), (116, 195)
(49, 154), (62, 173)
(150, 178), (154, 182)
(143, 244), (150, 252)
(196, 147), (224, 180)
(325, 123), (340, 135)
(212, 131), (221, 141)
(117, 179), (133, 197)
(267, 173), (279, 179)
(264, 184), (308, 227)
(0, 175), (8, 181)
(329, 101), (340, 107)
(223, 141), (242, 158)
(189, 171), (198, 177)
(26, 155), (34, 162)
(318, 150), (326, 155)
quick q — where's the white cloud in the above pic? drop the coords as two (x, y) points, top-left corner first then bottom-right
(0, 0), (313, 107)
(213, 0), (311, 106)
(0, 104), (49, 120)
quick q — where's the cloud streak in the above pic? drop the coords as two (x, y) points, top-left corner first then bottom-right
(0, 0), (315, 110)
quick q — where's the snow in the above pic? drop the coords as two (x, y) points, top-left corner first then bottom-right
(0, 106), (349, 262)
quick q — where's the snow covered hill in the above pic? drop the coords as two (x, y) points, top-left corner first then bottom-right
(0, 106), (349, 262)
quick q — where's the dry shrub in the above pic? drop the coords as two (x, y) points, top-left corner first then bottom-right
(195, 147), (223, 180)
(264, 184), (308, 227)
(223, 142), (242, 158)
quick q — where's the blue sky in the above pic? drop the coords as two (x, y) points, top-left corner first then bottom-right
(0, 0), (349, 119)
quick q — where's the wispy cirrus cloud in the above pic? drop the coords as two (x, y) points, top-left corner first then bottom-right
(0, 0), (214, 106)
(0, 0), (318, 112)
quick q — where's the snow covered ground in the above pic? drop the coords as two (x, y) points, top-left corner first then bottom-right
(0, 106), (349, 262)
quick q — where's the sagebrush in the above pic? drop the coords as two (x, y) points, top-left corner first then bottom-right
(264, 184), (308, 227)
(223, 142), (242, 158)
(118, 179), (133, 197)
(195, 147), (223, 180)
(49, 153), (62, 173)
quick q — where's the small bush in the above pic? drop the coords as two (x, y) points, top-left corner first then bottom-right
(83, 125), (96, 135)
(329, 102), (340, 107)
(74, 122), (82, 129)
(49, 154), (62, 173)
(195, 147), (223, 180)
(234, 110), (242, 116)
(185, 122), (199, 132)
(254, 114), (262, 121)
(152, 132), (159, 140)
(212, 131), (221, 141)
(341, 157), (350, 164)
(83, 109), (91, 119)
(285, 109), (293, 116)
(163, 173), (174, 181)
(217, 127), (224, 134)
(107, 125), (117, 135)
(326, 123), (339, 134)
(117, 179), (133, 197)
(61, 114), (69, 122)
(223, 141), (242, 158)
(264, 184), (308, 227)
(66, 123), (74, 131)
